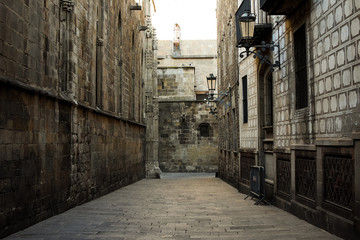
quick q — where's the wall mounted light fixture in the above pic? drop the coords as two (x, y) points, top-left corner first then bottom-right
(236, 9), (280, 72)
(205, 74), (230, 114)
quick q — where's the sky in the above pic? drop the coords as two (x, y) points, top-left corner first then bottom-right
(152, 0), (217, 40)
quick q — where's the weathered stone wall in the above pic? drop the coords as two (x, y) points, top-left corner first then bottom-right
(217, 0), (360, 238)
(0, 84), (145, 237)
(269, 1), (360, 238)
(158, 101), (218, 172)
(0, 0), (149, 237)
(156, 37), (219, 173)
(157, 67), (196, 100)
(158, 40), (217, 56)
(270, 0), (360, 149)
(216, 0), (241, 186)
(158, 40), (217, 93)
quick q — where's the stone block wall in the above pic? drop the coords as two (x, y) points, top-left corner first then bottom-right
(310, 0), (360, 139)
(156, 40), (219, 173)
(157, 40), (217, 92)
(0, 0), (149, 237)
(157, 67), (196, 100)
(158, 101), (218, 172)
(271, 0), (360, 148)
(216, 0), (241, 187)
(0, 85), (145, 237)
(158, 40), (217, 56)
(270, 1), (360, 238)
(217, 0), (360, 238)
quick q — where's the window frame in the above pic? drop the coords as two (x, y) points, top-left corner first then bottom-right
(293, 24), (308, 110)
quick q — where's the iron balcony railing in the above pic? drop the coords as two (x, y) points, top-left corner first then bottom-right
(236, 0), (272, 47)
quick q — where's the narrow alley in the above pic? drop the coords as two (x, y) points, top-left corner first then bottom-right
(4, 175), (340, 240)
(1, 0), (360, 239)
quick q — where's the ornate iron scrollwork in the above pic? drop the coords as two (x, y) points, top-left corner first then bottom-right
(239, 41), (280, 72)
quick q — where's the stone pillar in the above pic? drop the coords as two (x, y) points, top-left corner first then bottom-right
(290, 149), (296, 200)
(144, 0), (161, 178)
(59, 0), (76, 99)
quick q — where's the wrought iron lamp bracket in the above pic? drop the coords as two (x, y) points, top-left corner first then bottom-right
(206, 91), (231, 114)
(239, 41), (280, 72)
(208, 91), (229, 101)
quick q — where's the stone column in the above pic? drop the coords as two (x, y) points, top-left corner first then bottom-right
(144, 0), (161, 178)
(59, 0), (77, 99)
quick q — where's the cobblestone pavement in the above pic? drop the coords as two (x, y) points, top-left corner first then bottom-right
(4, 174), (341, 240)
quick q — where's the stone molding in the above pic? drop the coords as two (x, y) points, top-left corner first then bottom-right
(315, 138), (354, 146)
(352, 132), (360, 140)
(0, 75), (146, 128)
(290, 144), (316, 151)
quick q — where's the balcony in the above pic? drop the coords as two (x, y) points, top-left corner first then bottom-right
(260, 0), (305, 15)
(236, 0), (272, 48)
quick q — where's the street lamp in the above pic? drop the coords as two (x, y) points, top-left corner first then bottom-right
(205, 74), (230, 114)
(206, 73), (216, 100)
(239, 10), (256, 39)
(236, 8), (280, 71)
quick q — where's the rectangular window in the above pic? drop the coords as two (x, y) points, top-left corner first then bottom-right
(232, 108), (237, 151)
(294, 24), (308, 109)
(227, 112), (231, 149)
(242, 76), (248, 123)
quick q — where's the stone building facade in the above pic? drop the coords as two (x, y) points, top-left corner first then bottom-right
(157, 37), (219, 173)
(216, 0), (241, 186)
(0, 0), (158, 237)
(217, 0), (360, 239)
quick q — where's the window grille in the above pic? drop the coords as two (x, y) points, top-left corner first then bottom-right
(324, 154), (354, 211)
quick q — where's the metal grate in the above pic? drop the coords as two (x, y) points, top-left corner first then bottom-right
(324, 155), (354, 211)
(295, 156), (316, 200)
(240, 152), (255, 185)
(276, 156), (291, 196)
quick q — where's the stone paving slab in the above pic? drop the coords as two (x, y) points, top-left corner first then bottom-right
(4, 175), (341, 240)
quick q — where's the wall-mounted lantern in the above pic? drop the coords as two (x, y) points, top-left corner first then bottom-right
(239, 10), (256, 39)
(236, 5), (280, 72)
(205, 74), (230, 114)
(206, 73), (216, 100)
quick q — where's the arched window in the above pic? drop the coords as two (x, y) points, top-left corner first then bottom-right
(199, 123), (210, 137)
